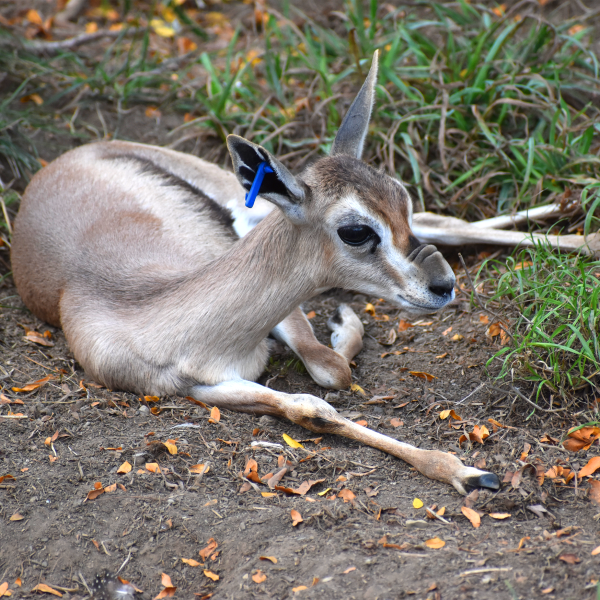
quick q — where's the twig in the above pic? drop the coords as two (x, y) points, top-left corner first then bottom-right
(491, 385), (566, 414)
(78, 573), (92, 596)
(14, 29), (143, 55)
(454, 382), (486, 406)
(116, 550), (132, 575)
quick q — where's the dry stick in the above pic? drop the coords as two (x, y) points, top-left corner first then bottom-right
(490, 385), (566, 414)
(18, 29), (143, 55)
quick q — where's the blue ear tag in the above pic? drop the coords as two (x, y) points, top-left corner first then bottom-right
(245, 162), (274, 208)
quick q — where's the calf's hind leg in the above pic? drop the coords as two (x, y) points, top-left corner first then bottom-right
(189, 380), (500, 494)
(271, 304), (364, 390)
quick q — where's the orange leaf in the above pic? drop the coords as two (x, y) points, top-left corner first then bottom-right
(0, 582), (9, 597)
(461, 506), (481, 528)
(199, 538), (218, 561)
(592, 545), (600, 556)
(85, 488), (104, 501)
(398, 319), (413, 332)
(390, 418), (403, 427)
(337, 489), (356, 503)
(0, 475), (15, 483)
(117, 461), (132, 474)
(190, 464), (209, 475)
(252, 570), (267, 584)
(260, 556), (278, 564)
(409, 371), (436, 381)
(31, 584), (62, 596)
(12, 375), (54, 393)
(355, 419), (368, 427)
(292, 586), (308, 593)
(306, 310), (316, 319)
(558, 553), (581, 564)
(203, 570), (219, 582)
(425, 537), (445, 549)
(208, 406), (220, 424)
(145, 106), (162, 119)
(489, 513), (511, 520)
(579, 456), (600, 478)
(26, 9), (43, 25)
(163, 441), (177, 455)
(486, 322), (502, 338)
(146, 463), (161, 473)
(181, 558), (201, 566)
(291, 509), (303, 526)
(479, 314), (489, 324)
(9, 513), (23, 521)
(439, 409), (461, 421)
(104, 483), (117, 493)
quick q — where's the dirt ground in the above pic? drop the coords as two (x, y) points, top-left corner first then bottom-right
(1, 1), (600, 599)
(1, 273), (599, 600)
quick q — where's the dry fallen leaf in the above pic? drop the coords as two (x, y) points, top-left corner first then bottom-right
(260, 556), (278, 564)
(390, 418), (403, 427)
(190, 464), (209, 475)
(199, 538), (218, 561)
(563, 426), (600, 452)
(252, 570), (267, 584)
(146, 463), (161, 474)
(0, 582), (8, 598)
(592, 545), (600, 556)
(203, 570), (219, 582)
(163, 440), (178, 455)
(398, 319), (414, 332)
(305, 310), (316, 319)
(425, 537), (445, 549)
(350, 383), (366, 396)
(558, 553), (581, 565)
(9, 513), (23, 521)
(181, 558), (201, 567)
(489, 513), (511, 520)
(354, 419), (368, 427)
(409, 371), (436, 381)
(479, 314), (489, 324)
(364, 302), (376, 316)
(117, 461), (132, 474)
(291, 509), (303, 526)
(292, 586), (308, 593)
(338, 489), (356, 503)
(461, 506), (481, 528)
(283, 433), (304, 449)
(578, 456), (600, 478)
(12, 375), (55, 393)
(104, 483), (117, 493)
(439, 409), (461, 421)
(31, 584), (62, 597)
(208, 406), (220, 424)
(412, 498), (424, 509)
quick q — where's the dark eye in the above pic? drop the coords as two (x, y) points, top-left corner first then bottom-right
(337, 225), (380, 247)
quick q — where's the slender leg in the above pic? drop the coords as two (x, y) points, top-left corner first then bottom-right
(189, 380), (500, 494)
(271, 306), (354, 389)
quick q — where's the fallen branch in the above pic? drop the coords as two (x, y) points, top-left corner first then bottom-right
(5, 28), (144, 55)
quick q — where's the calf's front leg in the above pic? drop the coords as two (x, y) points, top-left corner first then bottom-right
(190, 380), (500, 494)
(271, 304), (363, 390)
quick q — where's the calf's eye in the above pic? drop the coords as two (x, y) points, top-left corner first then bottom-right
(337, 225), (380, 247)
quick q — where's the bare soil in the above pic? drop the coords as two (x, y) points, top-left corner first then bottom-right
(1, 273), (599, 600)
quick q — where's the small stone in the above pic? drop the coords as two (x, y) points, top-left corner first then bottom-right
(138, 405), (150, 415)
(405, 519), (429, 529)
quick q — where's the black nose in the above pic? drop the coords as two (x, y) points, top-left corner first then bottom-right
(429, 281), (454, 297)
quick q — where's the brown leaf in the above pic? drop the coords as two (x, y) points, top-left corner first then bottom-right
(85, 488), (104, 501)
(292, 479), (325, 496)
(461, 506), (481, 528)
(479, 314), (489, 324)
(244, 458), (258, 476)
(291, 509), (303, 526)
(104, 483), (117, 493)
(25, 331), (54, 346)
(390, 418), (403, 428)
(208, 406), (220, 424)
(199, 539), (218, 561)
(558, 553), (581, 565)
(259, 556), (278, 564)
(511, 463), (536, 488)
(337, 489), (356, 503)
(439, 409), (461, 421)
(252, 570), (267, 584)
(590, 480), (600, 505)
(267, 468), (287, 489)
(12, 375), (55, 393)
(489, 513), (511, 520)
(409, 371), (436, 381)
(9, 513), (24, 521)
(520, 442), (531, 461)
(0, 474), (15, 483)
(31, 583), (62, 596)
(564, 426), (600, 452)
(486, 322), (502, 339)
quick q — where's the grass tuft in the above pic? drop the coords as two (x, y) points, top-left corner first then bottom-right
(484, 243), (600, 408)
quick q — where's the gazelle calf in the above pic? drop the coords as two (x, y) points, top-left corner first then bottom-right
(11, 52), (499, 494)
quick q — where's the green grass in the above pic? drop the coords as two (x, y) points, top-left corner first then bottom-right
(483, 243), (600, 407)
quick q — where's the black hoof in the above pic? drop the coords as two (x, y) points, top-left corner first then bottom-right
(464, 472), (501, 492)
